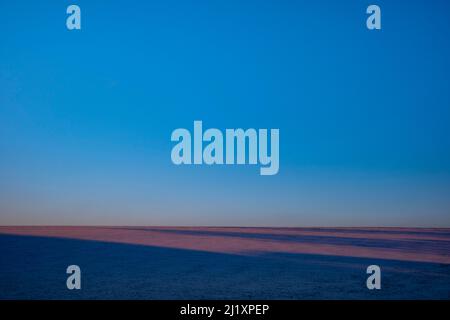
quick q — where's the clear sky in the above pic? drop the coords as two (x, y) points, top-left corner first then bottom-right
(1, 0), (450, 226)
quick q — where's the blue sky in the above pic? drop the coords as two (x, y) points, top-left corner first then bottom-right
(1, 0), (450, 226)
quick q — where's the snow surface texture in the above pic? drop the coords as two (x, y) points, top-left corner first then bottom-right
(0, 227), (449, 299)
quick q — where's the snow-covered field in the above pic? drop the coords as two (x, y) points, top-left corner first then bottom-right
(0, 227), (449, 299)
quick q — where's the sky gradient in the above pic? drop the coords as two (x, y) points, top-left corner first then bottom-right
(1, 0), (450, 226)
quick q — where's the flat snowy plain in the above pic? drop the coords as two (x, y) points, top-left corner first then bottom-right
(0, 226), (449, 299)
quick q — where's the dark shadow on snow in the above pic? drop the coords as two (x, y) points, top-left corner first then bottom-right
(0, 234), (449, 299)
